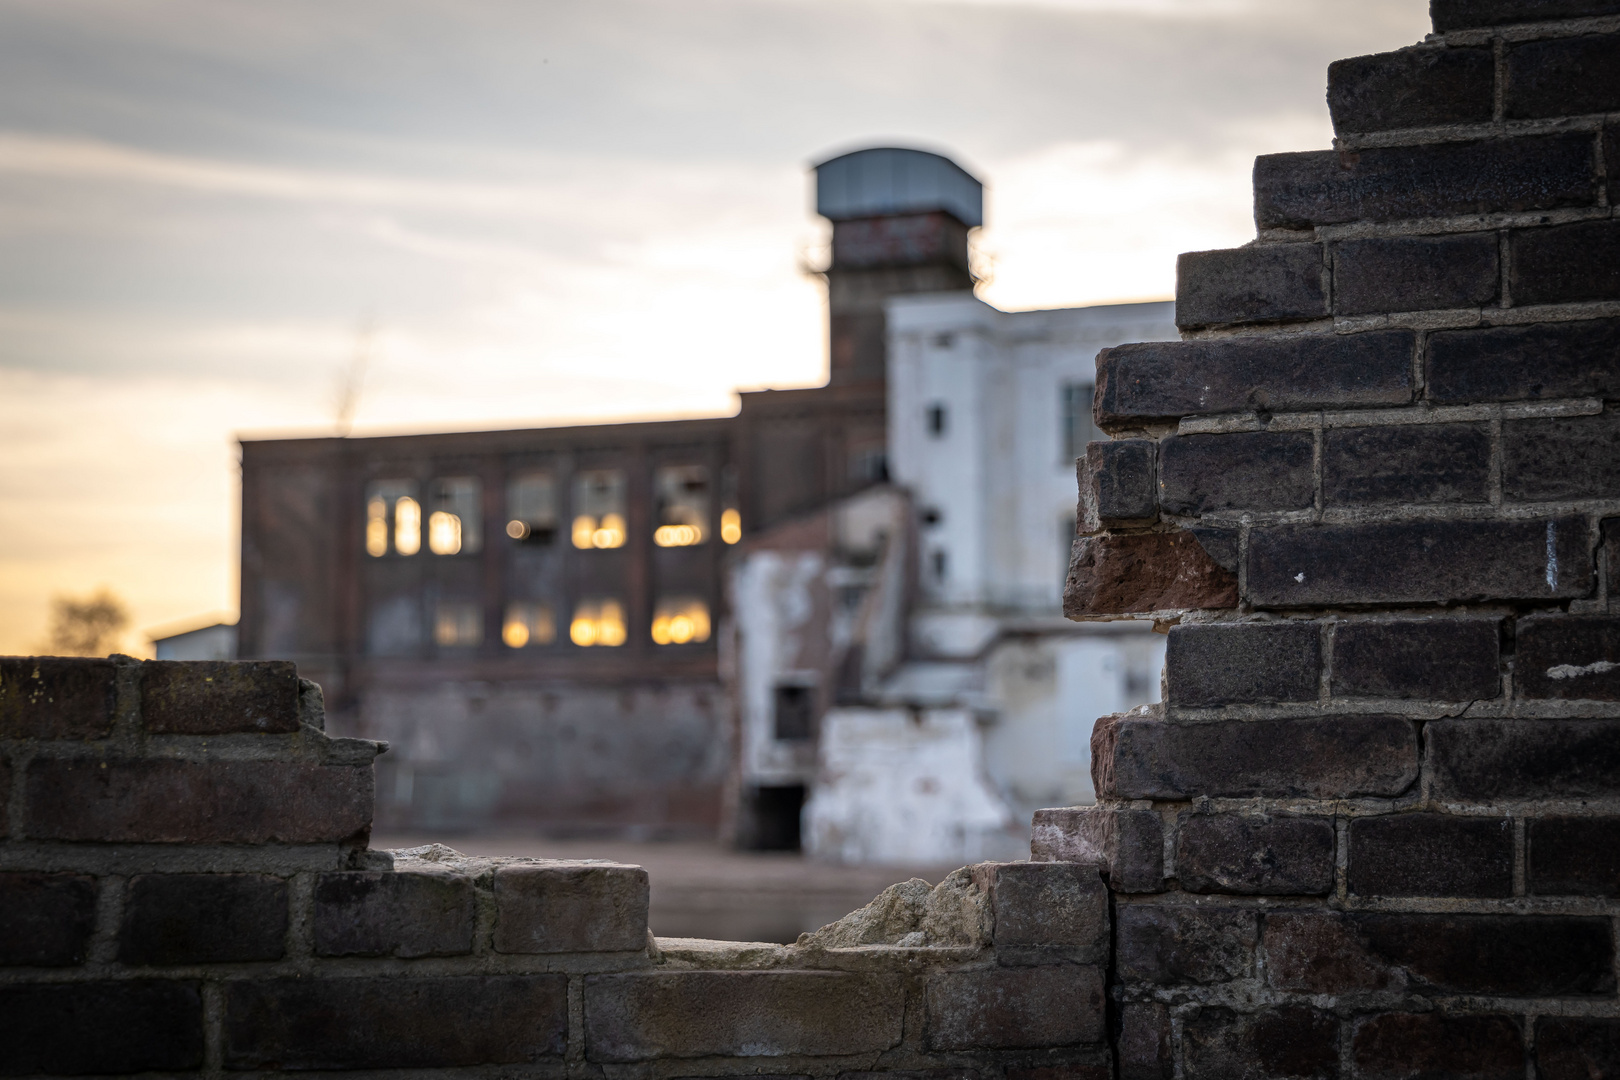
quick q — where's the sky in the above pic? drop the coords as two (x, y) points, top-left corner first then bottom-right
(0, 0), (1433, 655)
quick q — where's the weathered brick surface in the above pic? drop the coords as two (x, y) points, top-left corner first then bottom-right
(1353, 914), (1613, 996)
(1505, 410), (1620, 502)
(118, 873), (287, 965)
(314, 870), (476, 957)
(1118, 1003), (1173, 1080)
(1347, 813), (1513, 898)
(1333, 233), (1499, 315)
(1428, 718), (1620, 800)
(1164, 621), (1320, 706)
(1175, 814), (1335, 896)
(1065, 532), (1238, 616)
(1158, 431), (1315, 515)
(1175, 244), (1326, 329)
(1254, 134), (1596, 229)
(1094, 332), (1413, 427)
(494, 863), (649, 954)
(1328, 46), (1494, 134)
(140, 659), (299, 734)
(1427, 317), (1620, 404)
(1322, 422), (1491, 507)
(1246, 516), (1592, 607)
(584, 971), (904, 1061)
(1505, 32), (1620, 119)
(985, 861), (1107, 960)
(1265, 912), (1398, 993)
(1516, 614), (1620, 700)
(0, 980), (204, 1075)
(926, 965), (1105, 1050)
(1529, 817), (1620, 896)
(1536, 1017), (1620, 1080)
(1183, 1006), (1339, 1080)
(1079, 439), (1157, 530)
(1031, 806), (1165, 893)
(1116, 905), (1256, 985)
(1353, 1013), (1524, 1080)
(225, 975), (568, 1069)
(0, 872), (97, 967)
(1331, 618), (1501, 700)
(1510, 219), (1620, 307)
(23, 758), (373, 843)
(1609, 122), (1620, 206)
(1094, 714), (1418, 800)
(0, 657), (115, 739)
(1432, 0), (1620, 30)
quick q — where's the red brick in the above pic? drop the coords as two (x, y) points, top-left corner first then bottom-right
(1065, 532), (1238, 617)
(925, 965), (1104, 1050)
(494, 863), (648, 954)
(0, 872), (97, 967)
(0, 657), (116, 739)
(1354, 1013), (1523, 1080)
(140, 659), (299, 734)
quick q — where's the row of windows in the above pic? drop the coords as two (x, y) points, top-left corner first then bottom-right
(431, 596), (712, 649)
(366, 466), (742, 558)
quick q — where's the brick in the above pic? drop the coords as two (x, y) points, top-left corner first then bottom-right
(1354, 1013), (1523, 1080)
(1323, 423), (1490, 507)
(1510, 219), (1620, 306)
(1165, 621), (1321, 707)
(119, 873), (287, 965)
(1176, 814), (1335, 896)
(1427, 317), (1620, 404)
(1332, 618), (1501, 700)
(0, 872), (96, 966)
(1517, 615), (1620, 700)
(1095, 331), (1413, 427)
(1184, 1006), (1339, 1080)
(1506, 32), (1620, 119)
(314, 870), (476, 957)
(1118, 1003), (1172, 1080)
(0, 657), (115, 739)
(1265, 912), (1399, 993)
(1158, 431), (1315, 515)
(1031, 806), (1164, 893)
(1246, 516), (1592, 607)
(1094, 714), (1418, 800)
(0, 979), (203, 1075)
(1354, 913), (1613, 996)
(1432, 0), (1620, 30)
(1529, 816), (1620, 895)
(226, 975), (567, 1069)
(1175, 244), (1326, 330)
(1006, 1066), (1109, 1080)
(1334, 233), (1499, 316)
(1116, 905), (1256, 985)
(1328, 45), (1495, 134)
(140, 659), (299, 734)
(1504, 410), (1620, 502)
(585, 971), (904, 1061)
(1348, 813), (1513, 898)
(1065, 531), (1238, 617)
(1536, 1018), (1620, 1080)
(494, 863), (648, 954)
(1609, 123), (1620, 206)
(24, 758), (373, 843)
(984, 861), (1107, 961)
(1256, 133), (1596, 229)
(926, 965), (1104, 1050)
(1429, 718), (1620, 799)
(1078, 439), (1157, 530)
(0, 754), (7, 836)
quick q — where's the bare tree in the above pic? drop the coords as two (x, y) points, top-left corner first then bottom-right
(46, 589), (129, 657)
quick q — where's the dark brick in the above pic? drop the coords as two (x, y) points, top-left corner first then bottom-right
(1510, 218), (1620, 306)
(1006, 1066), (1109, 1080)
(226, 975), (567, 1069)
(24, 758), (373, 843)
(314, 870), (475, 957)
(1031, 806), (1165, 893)
(1609, 123), (1620, 206)
(1536, 1017), (1620, 1080)
(585, 971), (903, 1061)
(1184, 1006), (1339, 1080)
(1354, 1013), (1523, 1080)
(1078, 439), (1157, 531)
(1529, 816), (1620, 895)
(1505, 410), (1620, 503)
(1323, 423), (1490, 507)
(119, 873), (286, 965)
(1334, 233), (1499, 316)
(1328, 45), (1495, 134)
(494, 863), (648, 954)
(1095, 331), (1413, 427)
(1175, 244), (1327, 329)
(1191, 526), (1240, 574)
(140, 659), (299, 734)
(0, 872), (96, 966)
(0, 980), (203, 1075)
(1247, 516), (1592, 607)
(1348, 813), (1513, 898)
(1176, 814), (1335, 896)
(0, 657), (115, 739)
(1356, 914), (1613, 996)
(1116, 905), (1257, 985)
(1432, 0), (1620, 30)
(1159, 431), (1316, 515)
(1506, 32), (1620, 119)
(984, 861), (1108, 960)
(1517, 614), (1620, 700)
(1265, 912), (1399, 993)
(1256, 134), (1596, 229)
(1332, 618), (1501, 700)
(0, 754), (8, 837)
(1094, 714), (1418, 800)
(926, 965), (1104, 1050)
(1165, 621), (1321, 707)
(1065, 531), (1238, 617)
(1118, 1003), (1172, 1080)
(1427, 317), (1620, 404)
(1429, 718), (1620, 799)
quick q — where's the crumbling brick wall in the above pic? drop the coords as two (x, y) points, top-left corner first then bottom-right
(1049, 2), (1620, 1077)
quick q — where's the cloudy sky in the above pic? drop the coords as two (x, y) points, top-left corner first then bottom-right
(0, 0), (1432, 654)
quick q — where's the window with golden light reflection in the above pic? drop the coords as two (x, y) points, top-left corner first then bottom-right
(433, 600), (482, 647)
(570, 598), (626, 647)
(650, 596), (710, 645)
(507, 471), (557, 545)
(395, 498), (421, 555)
(428, 477), (481, 555)
(502, 601), (556, 648)
(653, 465), (708, 547)
(720, 507), (742, 545)
(364, 480), (419, 557)
(572, 470), (627, 550)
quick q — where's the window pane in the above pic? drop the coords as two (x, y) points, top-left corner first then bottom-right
(433, 600), (482, 647)
(570, 597), (626, 647)
(507, 471), (556, 544)
(429, 477), (481, 555)
(572, 470), (626, 550)
(1062, 382), (1099, 465)
(502, 601), (556, 648)
(654, 465), (709, 546)
(773, 683), (814, 740)
(651, 596), (710, 645)
(364, 480), (418, 557)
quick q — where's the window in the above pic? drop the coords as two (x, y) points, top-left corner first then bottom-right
(365, 480), (420, 557)
(572, 470), (626, 549)
(851, 448), (888, 483)
(1062, 382), (1100, 465)
(932, 549), (948, 582)
(570, 598), (626, 647)
(654, 465), (709, 547)
(651, 596), (710, 645)
(502, 601), (556, 648)
(927, 403), (947, 437)
(433, 601), (482, 647)
(720, 508), (742, 545)
(773, 683), (814, 740)
(506, 472), (557, 545)
(428, 477), (481, 555)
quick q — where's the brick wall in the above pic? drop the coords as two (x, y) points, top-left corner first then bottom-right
(1056, 3), (1620, 1077)
(0, 654), (1110, 1077)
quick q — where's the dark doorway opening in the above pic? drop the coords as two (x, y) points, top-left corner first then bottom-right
(743, 784), (805, 851)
